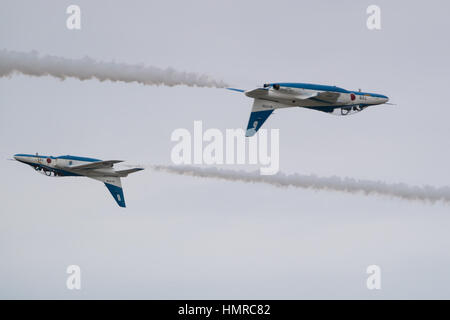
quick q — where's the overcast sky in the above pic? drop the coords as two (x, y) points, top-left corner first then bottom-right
(1, 0), (450, 299)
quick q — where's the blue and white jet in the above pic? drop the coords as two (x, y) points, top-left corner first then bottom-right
(13, 153), (144, 208)
(228, 82), (390, 137)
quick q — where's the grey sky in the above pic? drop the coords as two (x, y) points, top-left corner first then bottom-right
(1, 0), (450, 299)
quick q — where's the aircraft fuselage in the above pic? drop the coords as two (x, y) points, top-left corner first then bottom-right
(13, 154), (144, 207)
(245, 83), (388, 108)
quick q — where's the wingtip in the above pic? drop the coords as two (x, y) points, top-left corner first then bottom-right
(226, 87), (245, 93)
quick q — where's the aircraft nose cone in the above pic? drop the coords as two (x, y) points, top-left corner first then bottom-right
(379, 96), (389, 104)
(13, 154), (27, 162)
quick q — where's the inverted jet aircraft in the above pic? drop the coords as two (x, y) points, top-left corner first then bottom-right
(228, 83), (390, 137)
(13, 154), (143, 208)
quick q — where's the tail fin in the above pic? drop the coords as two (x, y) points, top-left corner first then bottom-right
(102, 177), (126, 207)
(90, 169), (143, 207)
(246, 109), (274, 137)
(245, 99), (276, 137)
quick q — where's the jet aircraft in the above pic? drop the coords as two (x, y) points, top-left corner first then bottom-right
(13, 153), (143, 207)
(228, 82), (390, 137)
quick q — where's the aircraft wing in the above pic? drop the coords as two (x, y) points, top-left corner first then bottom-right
(245, 87), (320, 101)
(68, 160), (124, 170)
(296, 92), (319, 100)
(313, 91), (341, 104)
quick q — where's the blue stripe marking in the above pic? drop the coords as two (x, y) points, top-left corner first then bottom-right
(56, 155), (101, 162)
(15, 154), (53, 159)
(226, 88), (245, 93)
(14, 154), (101, 162)
(304, 105), (336, 113)
(267, 83), (388, 99)
(270, 83), (349, 93)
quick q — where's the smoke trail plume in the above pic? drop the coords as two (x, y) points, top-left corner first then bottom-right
(0, 49), (228, 88)
(149, 165), (450, 204)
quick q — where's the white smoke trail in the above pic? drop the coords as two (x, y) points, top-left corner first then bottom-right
(148, 165), (450, 204)
(0, 49), (228, 88)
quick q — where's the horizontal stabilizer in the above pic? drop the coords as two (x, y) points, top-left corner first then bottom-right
(115, 168), (144, 177)
(244, 88), (269, 98)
